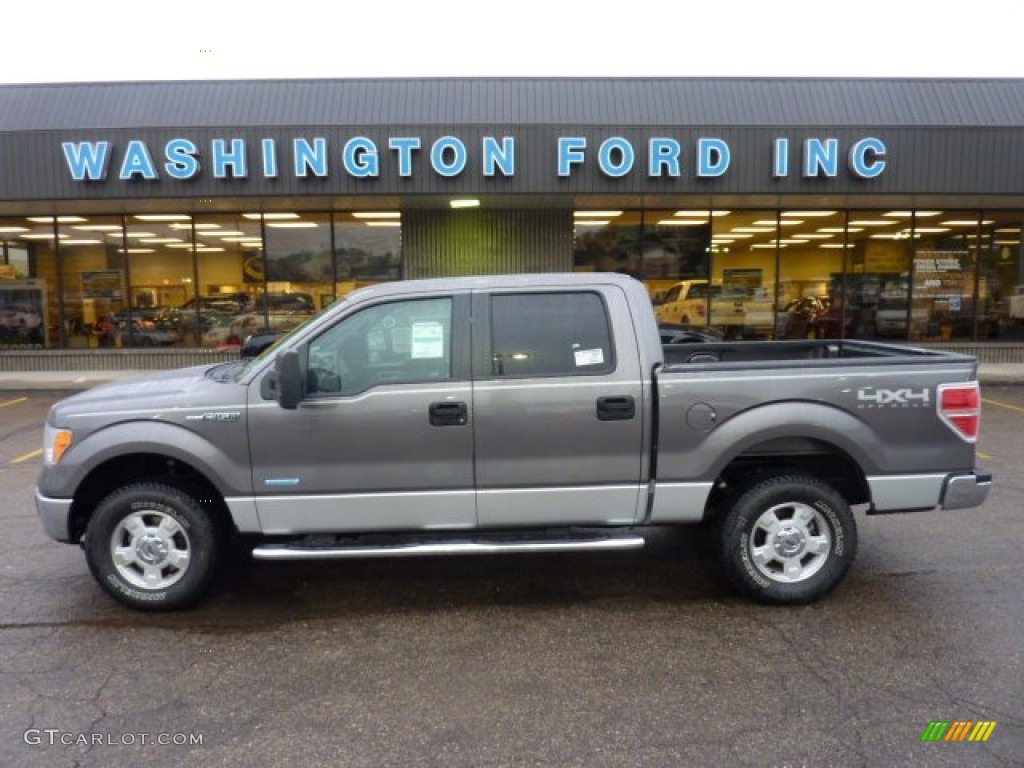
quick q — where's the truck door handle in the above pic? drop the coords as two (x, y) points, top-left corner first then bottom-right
(596, 396), (636, 421)
(429, 401), (468, 427)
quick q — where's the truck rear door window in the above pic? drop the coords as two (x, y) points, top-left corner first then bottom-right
(490, 292), (615, 377)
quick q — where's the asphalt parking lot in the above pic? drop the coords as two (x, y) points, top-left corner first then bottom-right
(0, 388), (1021, 767)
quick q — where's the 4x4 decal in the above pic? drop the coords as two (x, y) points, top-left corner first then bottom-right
(856, 387), (930, 407)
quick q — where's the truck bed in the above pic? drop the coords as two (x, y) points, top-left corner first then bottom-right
(654, 338), (981, 509)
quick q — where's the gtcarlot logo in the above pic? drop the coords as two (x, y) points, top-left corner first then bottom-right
(24, 729), (203, 747)
(921, 720), (997, 742)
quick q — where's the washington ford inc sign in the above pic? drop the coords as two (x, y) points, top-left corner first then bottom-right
(61, 135), (887, 182)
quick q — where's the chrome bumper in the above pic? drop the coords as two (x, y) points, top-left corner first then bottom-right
(34, 489), (74, 542)
(941, 469), (993, 511)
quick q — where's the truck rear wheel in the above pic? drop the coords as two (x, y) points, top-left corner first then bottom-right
(84, 482), (223, 611)
(718, 473), (857, 604)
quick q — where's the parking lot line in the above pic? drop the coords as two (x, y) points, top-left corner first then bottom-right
(983, 397), (1024, 415)
(0, 396), (27, 409)
(976, 450), (993, 460)
(11, 448), (42, 464)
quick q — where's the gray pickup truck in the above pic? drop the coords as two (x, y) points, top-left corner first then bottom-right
(35, 273), (991, 610)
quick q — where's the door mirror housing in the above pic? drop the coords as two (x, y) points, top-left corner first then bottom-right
(276, 349), (304, 410)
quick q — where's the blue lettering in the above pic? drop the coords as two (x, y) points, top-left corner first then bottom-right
(262, 138), (278, 178)
(164, 139), (199, 180)
(598, 138), (634, 178)
(849, 137), (886, 179)
(212, 139), (247, 179)
(697, 138), (730, 177)
(431, 136), (467, 177)
(483, 136), (515, 176)
(773, 137), (789, 178)
(343, 137), (379, 177)
(119, 140), (158, 180)
(648, 138), (681, 177)
(558, 137), (587, 177)
(294, 137), (328, 177)
(62, 141), (110, 181)
(804, 138), (839, 178)
(388, 137), (421, 177)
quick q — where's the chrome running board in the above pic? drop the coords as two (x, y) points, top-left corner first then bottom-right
(252, 534), (645, 561)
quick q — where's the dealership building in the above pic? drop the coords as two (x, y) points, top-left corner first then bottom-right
(2, 77), (1024, 361)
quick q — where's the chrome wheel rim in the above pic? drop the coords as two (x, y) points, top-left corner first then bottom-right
(110, 510), (191, 590)
(748, 502), (831, 583)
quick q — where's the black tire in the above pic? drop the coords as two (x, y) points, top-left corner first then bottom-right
(718, 473), (857, 604)
(84, 482), (223, 611)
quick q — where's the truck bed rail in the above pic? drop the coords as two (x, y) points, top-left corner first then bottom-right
(663, 339), (977, 370)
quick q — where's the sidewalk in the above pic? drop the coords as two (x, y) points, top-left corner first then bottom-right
(0, 370), (153, 391)
(1, 364), (1023, 391)
(979, 364), (1024, 385)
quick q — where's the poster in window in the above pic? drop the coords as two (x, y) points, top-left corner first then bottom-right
(722, 268), (763, 298)
(913, 251), (968, 304)
(80, 270), (124, 300)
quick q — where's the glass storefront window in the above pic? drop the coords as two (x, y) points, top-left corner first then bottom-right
(194, 213), (264, 347)
(642, 209), (711, 297)
(53, 215), (124, 349)
(333, 212), (402, 300)
(573, 210), (642, 279)
(573, 209), (711, 322)
(258, 211), (330, 338)
(776, 210), (845, 339)
(2, 243), (29, 278)
(836, 210), (914, 341)
(119, 214), (196, 348)
(707, 210), (776, 339)
(978, 213), (1024, 340)
(1, 216), (55, 349)
(6, 205), (1024, 349)
(912, 211), (980, 342)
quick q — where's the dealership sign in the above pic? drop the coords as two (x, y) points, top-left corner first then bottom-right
(61, 135), (887, 183)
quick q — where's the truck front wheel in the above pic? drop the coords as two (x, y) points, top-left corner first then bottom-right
(718, 473), (857, 604)
(84, 482), (223, 611)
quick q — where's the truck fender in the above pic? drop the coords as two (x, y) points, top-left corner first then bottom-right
(661, 401), (888, 483)
(39, 420), (251, 500)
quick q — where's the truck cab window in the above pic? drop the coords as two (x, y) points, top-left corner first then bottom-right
(490, 292), (615, 377)
(307, 297), (453, 395)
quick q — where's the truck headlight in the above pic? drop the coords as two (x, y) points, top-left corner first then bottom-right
(43, 424), (73, 465)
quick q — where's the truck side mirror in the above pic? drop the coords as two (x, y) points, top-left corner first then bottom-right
(276, 349), (304, 410)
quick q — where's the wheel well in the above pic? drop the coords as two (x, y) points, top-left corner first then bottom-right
(68, 453), (231, 543)
(706, 441), (870, 521)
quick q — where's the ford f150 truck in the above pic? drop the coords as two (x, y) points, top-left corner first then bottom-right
(35, 273), (991, 610)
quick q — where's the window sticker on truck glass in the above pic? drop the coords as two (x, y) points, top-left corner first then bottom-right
(574, 348), (605, 366)
(411, 322), (445, 359)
